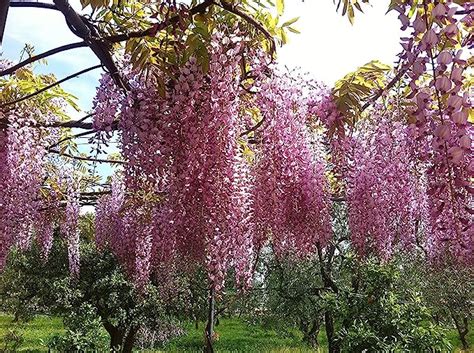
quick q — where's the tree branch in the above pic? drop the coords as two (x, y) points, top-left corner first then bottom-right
(240, 117), (266, 137)
(360, 64), (411, 112)
(48, 130), (97, 150)
(49, 149), (126, 164)
(0, 65), (102, 108)
(0, 41), (88, 77)
(53, 0), (129, 90)
(217, 1), (276, 56)
(9, 2), (58, 11)
(104, 0), (214, 43)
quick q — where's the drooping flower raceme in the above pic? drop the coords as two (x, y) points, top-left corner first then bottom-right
(252, 72), (332, 257)
(0, 106), (59, 270)
(345, 115), (421, 259)
(61, 176), (81, 277)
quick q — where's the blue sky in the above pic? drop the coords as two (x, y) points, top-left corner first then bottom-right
(1, 0), (402, 212)
(2, 0), (402, 114)
(1, 0), (402, 185)
(2, 0), (100, 115)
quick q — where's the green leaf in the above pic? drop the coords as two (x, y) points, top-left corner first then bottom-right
(287, 26), (301, 34)
(348, 5), (355, 24)
(281, 16), (299, 27)
(276, 0), (284, 16)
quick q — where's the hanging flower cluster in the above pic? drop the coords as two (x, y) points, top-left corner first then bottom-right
(61, 176), (81, 277)
(395, 0), (473, 263)
(308, 92), (351, 196)
(33, 190), (60, 261)
(252, 73), (332, 257)
(0, 123), (10, 269)
(345, 115), (422, 259)
(0, 107), (60, 270)
(93, 36), (333, 290)
(94, 32), (258, 291)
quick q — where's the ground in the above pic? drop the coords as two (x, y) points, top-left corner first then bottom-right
(0, 315), (472, 352)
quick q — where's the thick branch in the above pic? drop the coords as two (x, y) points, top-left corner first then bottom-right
(0, 41), (88, 77)
(80, 190), (111, 198)
(9, 2), (58, 11)
(0, 65), (102, 108)
(53, 0), (129, 90)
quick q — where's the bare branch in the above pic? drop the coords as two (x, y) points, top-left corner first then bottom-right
(0, 41), (88, 77)
(48, 130), (97, 151)
(49, 149), (126, 164)
(0, 65), (102, 108)
(360, 64), (410, 112)
(9, 2), (58, 11)
(240, 117), (266, 137)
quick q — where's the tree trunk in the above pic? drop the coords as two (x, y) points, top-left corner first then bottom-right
(302, 319), (320, 348)
(122, 326), (138, 353)
(103, 322), (125, 352)
(451, 312), (469, 350)
(316, 244), (340, 353)
(204, 287), (215, 353)
(325, 310), (340, 353)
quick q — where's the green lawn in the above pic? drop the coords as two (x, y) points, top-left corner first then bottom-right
(0, 315), (64, 352)
(0, 314), (472, 352)
(162, 319), (322, 352)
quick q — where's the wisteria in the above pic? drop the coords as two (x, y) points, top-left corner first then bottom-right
(61, 176), (81, 276)
(1, 1), (472, 290)
(395, 0), (473, 263)
(345, 115), (420, 259)
(0, 123), (10, 269)
(94, 32), (257, 291)
(252, 73), (332, 257)
(0, 108), (60, 269)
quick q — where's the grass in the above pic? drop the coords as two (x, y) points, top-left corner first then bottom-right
(0, 314), (472, 352)
(446, 325), (474, 353)
(162, 318), (324, 352)
(0, 315), (64, 352)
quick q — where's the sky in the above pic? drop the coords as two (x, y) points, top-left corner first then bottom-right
(1, 0), (403, 113)
(1, 0), (403, 212)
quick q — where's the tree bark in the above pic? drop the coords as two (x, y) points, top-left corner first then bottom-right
(302, 319), (320, 348)
(122, 326), (138, 353)
(324, 310), (340, 353)
(316, 244), (340, 353)
(451, 311), (469, 350)
(204, 287), (215, 353)
(103, 322), (124, 352)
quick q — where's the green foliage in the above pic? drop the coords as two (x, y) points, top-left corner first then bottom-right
(332, 60), (391, 125)
(397, 255), (474, 350)
(336, 259), (452, 352)
(0, 234), (181, 352)
(333, 0), (370, 24)
(44, 302), (108, 351)
(256, 254), (325, 348)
